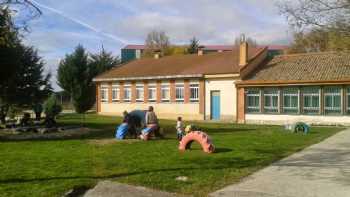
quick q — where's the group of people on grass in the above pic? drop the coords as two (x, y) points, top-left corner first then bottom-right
(116, 106), (161, 140)
(116, 106), (187, 141)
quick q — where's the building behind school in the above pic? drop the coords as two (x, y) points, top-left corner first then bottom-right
(121, 44), (287, 63)
(94, 39), (350, 125)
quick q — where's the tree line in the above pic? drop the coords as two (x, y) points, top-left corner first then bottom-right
(0, 3), (120, 122)
(0, 7), (51, 123)
(142, 30), (258, 58)
(278, 0), (350, 53)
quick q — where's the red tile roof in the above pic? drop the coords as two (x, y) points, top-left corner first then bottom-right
(95, 47), (265, 80)
(243, 51), (350, 82)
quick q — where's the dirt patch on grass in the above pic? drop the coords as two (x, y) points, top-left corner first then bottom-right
(0, 127), (97, 141)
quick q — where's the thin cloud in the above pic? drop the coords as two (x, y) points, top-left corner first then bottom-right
(31, 0), (127, 44)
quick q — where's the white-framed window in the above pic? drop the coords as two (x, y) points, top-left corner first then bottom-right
(302, 87), (320, 114)
(324, 86), (341, 115)
(282, 88), (299, 114)
(264, 88), (279, 113)
(175, 84), (184, 102)
(124, 84), (131, 102)
(161, 84), (170, 102)
(136, 85), (144, 102)
(190, 84), (199, 102)
(148, 85), (156, 102)
(100, 86), (109, 103)
(246, 89), (260, 113)
(112, 85), (119, 102)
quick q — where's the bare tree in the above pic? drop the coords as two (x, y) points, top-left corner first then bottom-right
(234, 35), (258, 47)
(144, 30), (170, 57)
(277, 0), (350, 34)
(1, 0), (42, 31)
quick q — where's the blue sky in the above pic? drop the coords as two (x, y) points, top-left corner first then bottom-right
(19, 0), (290, 90)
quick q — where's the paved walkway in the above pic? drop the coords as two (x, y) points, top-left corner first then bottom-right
(210, 128), (350, 197)
(84, 181), (186, 197)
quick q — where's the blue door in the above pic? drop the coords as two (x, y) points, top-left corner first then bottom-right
(211, 91), (220, 120)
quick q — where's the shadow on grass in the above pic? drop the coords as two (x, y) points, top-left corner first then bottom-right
(0, 156), (262, 184)
(0, 122), (258, 143)
(214, 148), (233, 153)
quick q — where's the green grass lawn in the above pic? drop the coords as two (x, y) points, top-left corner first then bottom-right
(0, 113), (344, 197)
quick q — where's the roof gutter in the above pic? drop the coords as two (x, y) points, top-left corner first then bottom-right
(236, 79), (350, 87)
(93, 74), (203, 82)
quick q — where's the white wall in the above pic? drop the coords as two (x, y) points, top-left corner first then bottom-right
(246, 114), (350, 126)
(100, 103), (202, 120)
(205, 78), (237, 120)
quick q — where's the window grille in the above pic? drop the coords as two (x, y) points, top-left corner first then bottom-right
(246, 89), (260, 113)
(282, 88), (298, 114)
(302, 87), (320, 114)
(136, 85), (144, 102)
(161, 85), (170, 102)
(175, 84), (184, 102)
(148, 85), (156, 102)
(124, 85), (131, 102)
(264, 89), (279, 113)
(112, 85), (119, 102)
(190, 84), (199, 102)
(324, 86), (341, 115)
(100, 87), (108, 103)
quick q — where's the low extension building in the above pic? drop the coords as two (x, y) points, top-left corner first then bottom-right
(236, 51), (350, 125)
(94, 40), (350, 125)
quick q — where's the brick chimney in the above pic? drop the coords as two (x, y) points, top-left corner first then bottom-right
(154, 49), (161, 59)
(197, 45), (205, 56)
(239, 34), (248, 66)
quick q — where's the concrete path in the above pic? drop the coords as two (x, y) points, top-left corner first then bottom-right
(210, 128), (350, 197)
(84, 181), (186, 197)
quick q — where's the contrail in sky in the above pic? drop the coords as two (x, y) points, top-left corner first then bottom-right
(31, 0), (128, 44)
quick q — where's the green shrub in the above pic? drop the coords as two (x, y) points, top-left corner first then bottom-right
(44, 95), (62, 119)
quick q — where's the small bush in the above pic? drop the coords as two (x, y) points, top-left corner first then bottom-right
(44, 95), (62, 120)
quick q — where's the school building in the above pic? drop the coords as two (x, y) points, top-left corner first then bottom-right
(93, 40), (350, 125)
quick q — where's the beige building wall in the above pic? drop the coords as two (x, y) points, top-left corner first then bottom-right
(100, 103), (202, 120)
(246, 114), (350, 126)
(205, 78), (237, 121)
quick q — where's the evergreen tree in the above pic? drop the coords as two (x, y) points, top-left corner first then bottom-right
(0, 8), (21, 86)
(187, 37), (199, 54)
(89, 46), (120, 76)
(57, 45), (95, 114)
(0, 9), (52, 108)
(2, 45), (52, 107)
(0, 6), (50, 123)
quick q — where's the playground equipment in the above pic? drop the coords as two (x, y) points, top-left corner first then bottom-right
(292, 122), (310, 134)
(284, 122), (310, 134)
(179, 131), (215, 153)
